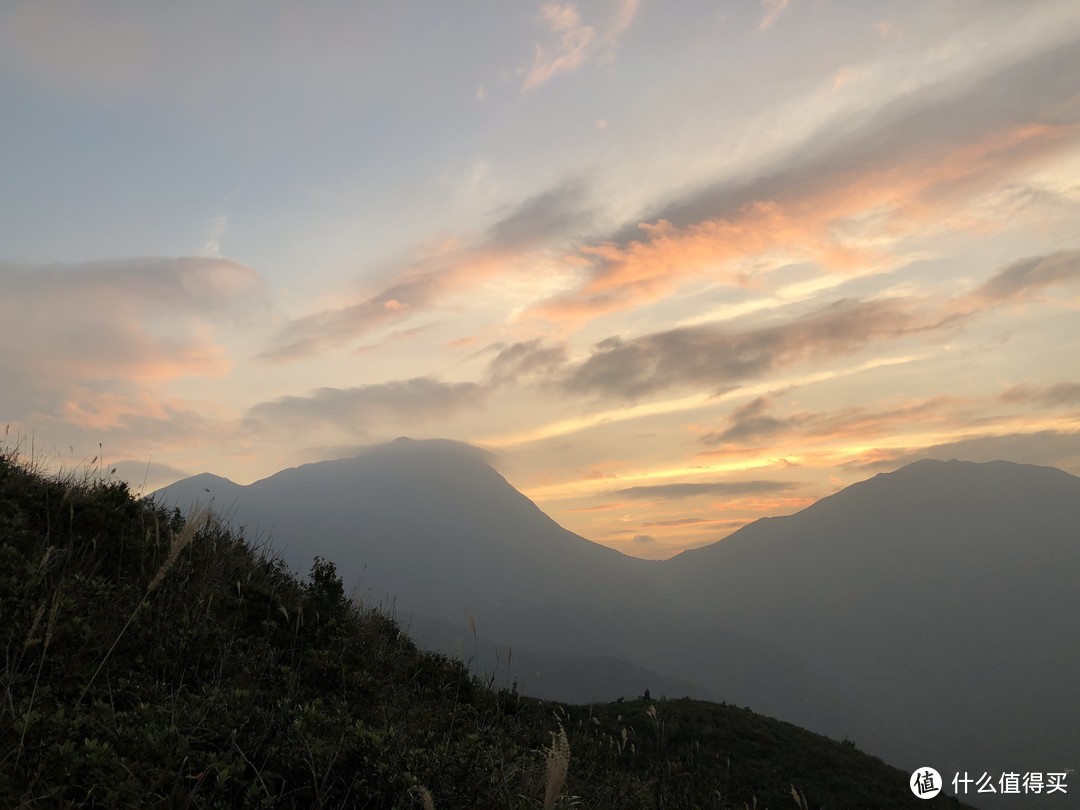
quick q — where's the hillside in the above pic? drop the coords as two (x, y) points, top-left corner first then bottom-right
(0, 448), (971, 808)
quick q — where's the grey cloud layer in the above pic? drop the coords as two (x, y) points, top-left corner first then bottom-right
(700, 396), (961, 450)
(973, 250), (1080, 302)
(487, 339), (569, 386)
(704, 396), (789, 444)
(246, 377), (486, 430)
(561, 298), (929, 400)
(0, 257), (264, 385)
(608, 480), (798, 501)
(1001, 381), (1080, 407)
(503, 247), (1080, 403)
(0, 256), (264, 317)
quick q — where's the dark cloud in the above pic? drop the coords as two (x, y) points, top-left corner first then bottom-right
(1001, 381), (1080, 407)
(702, 396), (789, 444)
(631, 533), (657, 545)
(246, 377), (486, 430)
(562, 297), (933, 400)
(487, 339), (569, 385)
(483, 178), (593, 253)
(972, 250), (1080, 302)
(1029, 382), (1080, 406)
(261, 178), (592, 361)
(608, 480), (798, 501)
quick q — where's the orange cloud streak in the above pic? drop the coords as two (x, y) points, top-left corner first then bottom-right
(529, 122), (1080, 328)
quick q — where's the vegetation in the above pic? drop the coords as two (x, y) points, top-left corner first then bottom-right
(0, 447), (970, 808)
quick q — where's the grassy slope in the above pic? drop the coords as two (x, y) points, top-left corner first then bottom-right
(0, 450), (970, 809)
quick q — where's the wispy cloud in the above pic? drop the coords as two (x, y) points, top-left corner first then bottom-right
(528, 38), (1080, 327)
(971, 250), (1080, 303)
(698, 395), (967, 453)
(260, 178), (592, 361)
(521, 0), (640, 92)
(202, 211), (229, 258)
(1000, 381), (1080, 407)
(757, 0), (789, 32)
(608, 479), (798, 500)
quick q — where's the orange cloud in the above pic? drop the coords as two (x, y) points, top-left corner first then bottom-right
(530, 121), (1079, 328)
(263, 180), (591, 360)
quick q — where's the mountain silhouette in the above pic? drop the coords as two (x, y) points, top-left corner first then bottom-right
(154, 444), (1080, 806)
(154, 439), (722, 683)
(655, 458), (1080, 798)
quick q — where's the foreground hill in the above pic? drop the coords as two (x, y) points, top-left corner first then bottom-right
(0, 449), (969, 808)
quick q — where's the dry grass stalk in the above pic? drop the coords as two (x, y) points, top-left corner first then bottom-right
(80, 507), (210, 703)
(543, 724), (570, 810)
(23, 604), (45, 650)
(414, 785), (435, 810)
(790, 784), (809, 808)
(147, 507), (210, 595)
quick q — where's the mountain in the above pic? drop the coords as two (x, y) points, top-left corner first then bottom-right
(653, 459), (1080, 798)
(155, 439), (746, 698)
(154, 444), (1080, 807)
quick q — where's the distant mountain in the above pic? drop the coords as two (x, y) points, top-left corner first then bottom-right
(154, 445), (1080, 807)
(654, 459), (1080, 805)
(153, 439), (731, 693)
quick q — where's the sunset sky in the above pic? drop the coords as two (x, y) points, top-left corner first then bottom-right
(3, 1), (1079, 558)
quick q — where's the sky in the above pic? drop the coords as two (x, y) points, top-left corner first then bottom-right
(3, 0), (1080, 559)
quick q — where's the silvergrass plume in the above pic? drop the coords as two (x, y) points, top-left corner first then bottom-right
(415, 786), (435, 810)
(147, 507), (210, 595)
(543, 724), (570, 810)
